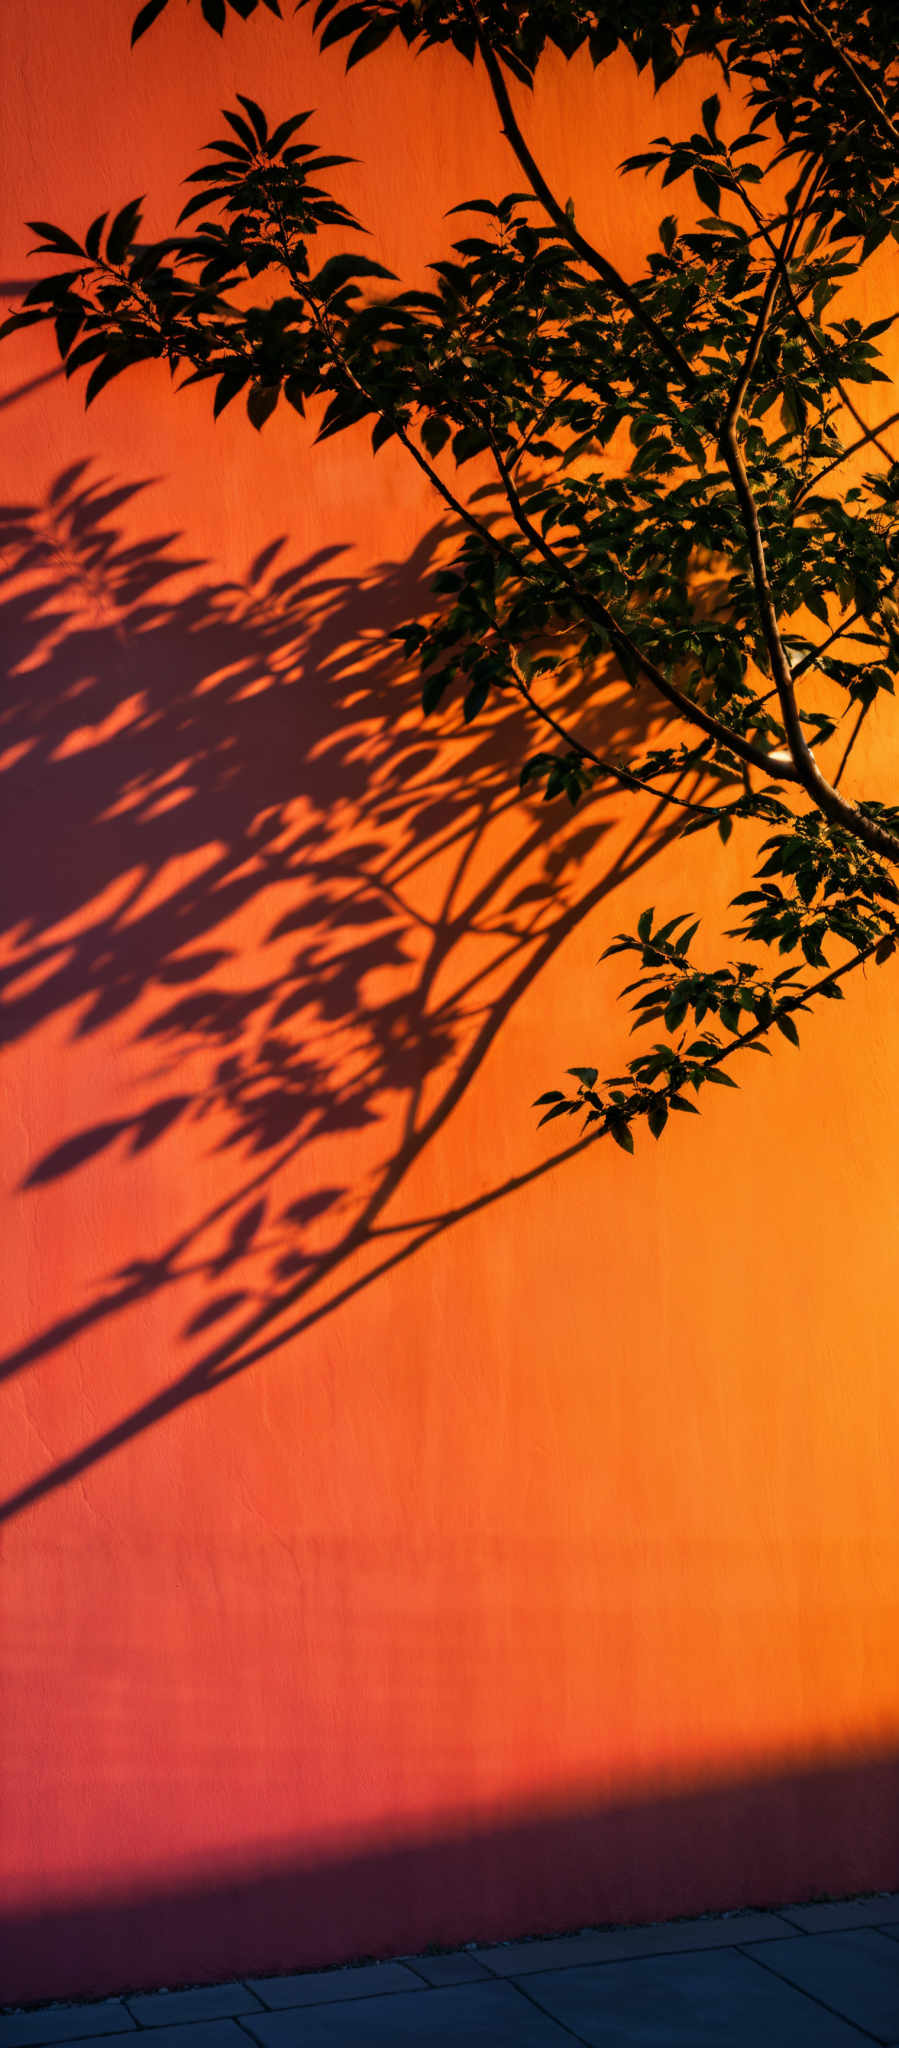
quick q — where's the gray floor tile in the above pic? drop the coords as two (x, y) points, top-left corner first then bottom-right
(113, 2026), (246, 2048)
(523, 1947), (872, 2044)
(27, 2031), (245, 2048)
(746, 1928), (899, 2040)
(243, 1965), (421, 2010)
(0, 2009), (134, 2048)
(477, 1911), (794, 1976)
(778, 1895), (899, 1933)
(240, 1979), (574, 2045)
(127, 1988), (262, 2026)
(401, 1953), (492, 1987)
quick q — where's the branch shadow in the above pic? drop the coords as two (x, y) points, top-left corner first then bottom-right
(1, 460), (714, 1523)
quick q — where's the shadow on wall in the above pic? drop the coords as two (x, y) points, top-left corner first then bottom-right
(3, 1746), (899, 2002)
(0, 460), (710, 1522)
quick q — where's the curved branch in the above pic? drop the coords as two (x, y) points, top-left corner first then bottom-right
(792, 406), (899, 510)
(487, 430), (800, 781)
(793, 0), (899, 149)
(464, 0), (697, 390)
(509, 652), (725, 817)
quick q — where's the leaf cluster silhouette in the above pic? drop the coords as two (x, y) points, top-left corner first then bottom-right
(6, 0), (899, 1150)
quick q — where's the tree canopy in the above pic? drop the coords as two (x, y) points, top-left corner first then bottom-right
(6, 0), (899, 1153)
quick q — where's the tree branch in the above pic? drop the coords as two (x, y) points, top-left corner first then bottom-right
(732, 175), (899, 473)
(713, 175), (899, 868)
(833, 698), (872, 786)
(792, 406), (899, 510)
(463, 0), (697, 390)
(508, 650), (727, 817)
(793, 0), (899, 150)
(485, 427), (800, 780)
(705, 929), (897, 1073)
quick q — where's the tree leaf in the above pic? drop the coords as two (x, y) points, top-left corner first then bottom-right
(776, 1012), (800, 1045)
(347, 15), (395, 66)
(247, 381), (279, 429)
(131, 0), (170, 42)
(106, 198), (144, 266)
(84, 213), (108, 261)
(26, 221), (85, 257)
(608, 1116), (635, 1153)
(235, 93), (269, 144)
(693, 167), (721, 215)
(213, 365), (251, 416)
(702, 93), (721, 140)
(421, 415), (450, 458)
(462, 676), (489, 722)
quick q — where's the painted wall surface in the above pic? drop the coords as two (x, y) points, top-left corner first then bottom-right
(3, 2), (899, 2006)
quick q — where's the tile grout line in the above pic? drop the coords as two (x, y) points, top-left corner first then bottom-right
(0, 1925), (805, 2040)
(502, 1975), (598, 2048)
(9, 1903), (899, 2044)
(233, 1983), (436, 2019)
(464, 1917), (802, 1978)
(734, 1941), (884, 2045)
(392, 1964), (458, 1989)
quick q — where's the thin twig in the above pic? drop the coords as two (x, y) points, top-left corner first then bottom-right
(793, 0), (899, 149)
(713, 171), (899, 868)
(464, 0), (697, 390)
(834, 698), (872, 787)
(732, 174), (899, 473)
(485, 427), (796, 779)
(792, 407), (899, 510)
(509, 652), (726, 817)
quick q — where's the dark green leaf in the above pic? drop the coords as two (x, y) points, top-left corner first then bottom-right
(538, 1100), (575, 1126)
(608, 1116), (635, 1153)
(701, 94), (721, 140)
(462, 676), (489, 723)
(421, 416), (450, 458)
(776, 1012), (800, 1046)
(693, 167), (721, 215)
(422, 670), (451, 715)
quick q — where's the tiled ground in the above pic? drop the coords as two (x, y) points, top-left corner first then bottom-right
(5, 1893), (899, 2047)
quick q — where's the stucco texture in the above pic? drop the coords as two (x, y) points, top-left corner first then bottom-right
(2, 0), (899, 2006)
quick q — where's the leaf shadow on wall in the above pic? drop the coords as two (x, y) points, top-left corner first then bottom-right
(0, 460), (721, 1523)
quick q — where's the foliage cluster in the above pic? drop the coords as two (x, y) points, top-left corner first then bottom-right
(6, 0), (899, 1150)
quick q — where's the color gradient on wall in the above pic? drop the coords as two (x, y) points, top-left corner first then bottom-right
(3, 2), (899, 2005)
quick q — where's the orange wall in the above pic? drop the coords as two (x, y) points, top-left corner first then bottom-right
(3, 2), (899, 2005)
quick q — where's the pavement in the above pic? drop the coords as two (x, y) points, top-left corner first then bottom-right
(5, 1893), (899, 2046)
